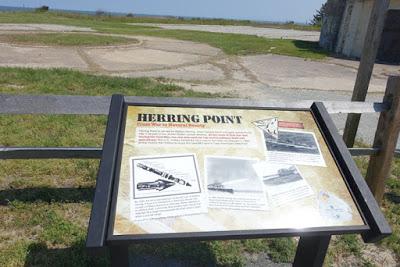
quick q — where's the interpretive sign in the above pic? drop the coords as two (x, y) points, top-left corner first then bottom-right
(114, 104), (364, 233)
(87, 95), (391, 267)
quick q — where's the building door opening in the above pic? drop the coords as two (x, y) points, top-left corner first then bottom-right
(378, 9), (400, 63)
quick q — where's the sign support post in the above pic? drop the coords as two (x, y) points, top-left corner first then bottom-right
(110, 245), (129, 267)
(293, 235), (331, 267)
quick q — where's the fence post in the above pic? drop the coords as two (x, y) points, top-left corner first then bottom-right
(365, 76), (400, 205)
(342, 0), (390, 147)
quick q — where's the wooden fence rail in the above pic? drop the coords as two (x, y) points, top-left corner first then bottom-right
(0, 95), (390, 115)
(1, 86), (400, 204)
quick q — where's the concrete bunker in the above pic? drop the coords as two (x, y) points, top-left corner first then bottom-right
(320, 0), (400, 63)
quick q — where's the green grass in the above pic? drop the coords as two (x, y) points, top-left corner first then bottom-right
(380, 173), (400, 257)
(353, 153), (400, 262)
(107, 28), (327, 58)
(0, 33), (138, 46)
(128, 238), (296, 266)
(324, 156), (400, 266)
(0, 201), (108, 267)
(0, 11), (328, 59)
(0, 67), (296, 266)
(0, 67), (216, 97)
(0, 10), (321, 31)
(0, 67), (215, 266)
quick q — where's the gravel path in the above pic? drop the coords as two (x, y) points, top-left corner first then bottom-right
(129, 23), (320, 42)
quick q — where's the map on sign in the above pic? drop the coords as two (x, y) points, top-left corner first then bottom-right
(112, 106), (364, 235)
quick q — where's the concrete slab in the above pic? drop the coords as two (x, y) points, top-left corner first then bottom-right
(84, 47), (208, 71)
(129, 23), (320, 42)
(117, 63), (225, 81)
(141, 36), (221, 56)
(0, 43), (88, 69)
(213, 58), (255, 82)
(0, 23), (94, 32)
(327, 57), (400, 78)
(240, 54), (387, 93)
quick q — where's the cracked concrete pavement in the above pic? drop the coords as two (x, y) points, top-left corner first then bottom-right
(0, 24), (399, 147)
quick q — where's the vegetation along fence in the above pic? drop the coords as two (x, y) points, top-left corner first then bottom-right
(1, 75), (400, 205)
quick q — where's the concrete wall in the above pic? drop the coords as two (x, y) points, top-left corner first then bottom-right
(335, 0), (400, 58)
(378, 9), (400, 62)
(319, 0), (347, 50)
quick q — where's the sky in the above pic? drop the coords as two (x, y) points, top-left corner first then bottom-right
(0, 0), (326, 23)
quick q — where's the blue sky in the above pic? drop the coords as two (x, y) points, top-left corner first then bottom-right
(1, 0), (326, 23)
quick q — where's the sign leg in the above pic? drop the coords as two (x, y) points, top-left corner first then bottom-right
(293, 235), (331, 267)
(110, 245), (130, 267)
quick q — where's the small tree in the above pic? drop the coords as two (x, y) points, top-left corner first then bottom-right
(126, 13), (134, 17)
(311, 3), (327, 26)
(35, 5), (49, 12)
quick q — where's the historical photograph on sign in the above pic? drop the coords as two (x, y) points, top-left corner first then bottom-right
(253, 162), (314, 206)
(130, 154), (207, 221)
(262, 130), (326, 166)
(205, 156), (269, 210)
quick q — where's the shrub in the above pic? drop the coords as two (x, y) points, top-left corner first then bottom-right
(35, 5), (49, 12)
(311, 3), (327, 26)
(95, 10), (106, 16)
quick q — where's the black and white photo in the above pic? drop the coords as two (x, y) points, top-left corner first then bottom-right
(262, 165), (303, 186)
(253, 162), (314, 206)
(262, 129), (326, 167)
(205, 156), (269, 210)
(264, 130), (320, 154)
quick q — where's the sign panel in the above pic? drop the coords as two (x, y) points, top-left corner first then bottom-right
(111, 105), (365, 236)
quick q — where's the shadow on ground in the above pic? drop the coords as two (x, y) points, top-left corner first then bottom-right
(24, 240), (221, 267)
(292, 40), (330, 56)
(386, 192), (400, 204)
(130, 242), (220, 267)
(0, 187), (94, 204)
(24, 239), (109, 267)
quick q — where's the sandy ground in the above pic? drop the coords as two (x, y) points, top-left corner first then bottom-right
(0, 23), (399, 148)
(129, 23), (321, 42)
